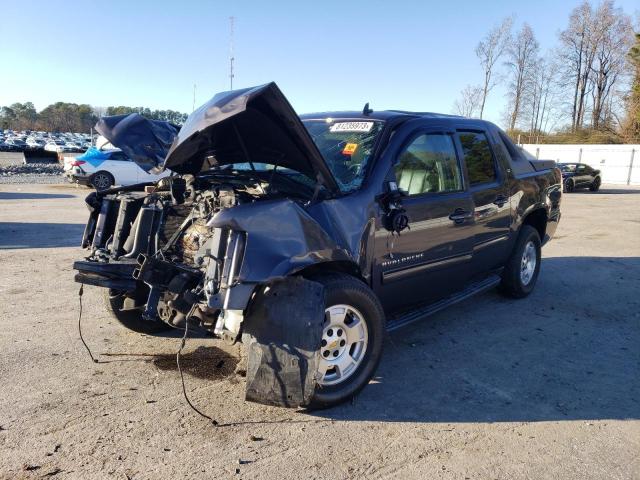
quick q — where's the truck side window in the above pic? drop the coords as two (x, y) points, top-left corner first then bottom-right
(394, 134), (462, 195)
(458, 132), (497, 185)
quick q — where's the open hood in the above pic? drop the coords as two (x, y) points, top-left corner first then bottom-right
(163, 82), (339, 193)
(94, 114), (180, 172)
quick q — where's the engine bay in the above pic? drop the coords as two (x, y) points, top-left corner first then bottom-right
(75, 172), (306, 340)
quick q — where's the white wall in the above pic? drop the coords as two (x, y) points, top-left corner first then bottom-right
(521, 144), (639, 185)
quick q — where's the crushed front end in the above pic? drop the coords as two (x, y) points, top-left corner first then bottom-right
(74, 175), (258, 342)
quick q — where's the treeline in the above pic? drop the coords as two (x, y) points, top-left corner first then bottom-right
(0, 102), (188, 132)
(454, 0), (640, 144)
(104, 107), (188, 125)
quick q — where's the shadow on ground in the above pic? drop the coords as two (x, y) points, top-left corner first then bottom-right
(571, 188), (640, 195)
(311, 256), (640, 423)
(0, 192), (76, 200)
(0, 222), (85, 249)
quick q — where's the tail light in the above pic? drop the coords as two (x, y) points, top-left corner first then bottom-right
(71, 160), (86, 167)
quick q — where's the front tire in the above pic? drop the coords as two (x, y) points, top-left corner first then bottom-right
(563, 178), (575, 193)
(103, 289), (172, 334)
(499, 225), (541, 298)
(589, 176), (601, 191)
(308, 274), (385, 409)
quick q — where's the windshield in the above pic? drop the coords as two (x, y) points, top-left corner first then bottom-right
(302, 119), (385, 191)
(559, 163), (577, 172)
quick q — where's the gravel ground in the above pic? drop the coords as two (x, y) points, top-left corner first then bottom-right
(0, 183), (638, 479)
(0, 153), (65, 184)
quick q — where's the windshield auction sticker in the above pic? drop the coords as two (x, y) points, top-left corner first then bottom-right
(329, 122), (374, 133)
(342, 143), (358, 155)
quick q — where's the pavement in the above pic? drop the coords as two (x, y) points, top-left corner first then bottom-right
(0, 183), (638, 479)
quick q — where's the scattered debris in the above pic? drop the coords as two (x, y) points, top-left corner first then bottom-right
(23, 464), (41, 471)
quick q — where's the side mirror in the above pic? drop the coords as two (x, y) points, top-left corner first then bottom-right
(378, 181), (410, 235)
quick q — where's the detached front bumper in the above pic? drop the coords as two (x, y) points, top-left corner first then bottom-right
(73, 260), (138, 291)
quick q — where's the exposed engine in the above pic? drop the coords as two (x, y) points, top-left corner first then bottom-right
(75, 174), (282, 340)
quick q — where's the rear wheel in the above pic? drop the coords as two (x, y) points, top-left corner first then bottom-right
(308, 274), (385, 409)
(499, 225), (541, 298)
(103, 288), (172, 334)
(91, 171), (114, 191)
(589, 176), (601, 191)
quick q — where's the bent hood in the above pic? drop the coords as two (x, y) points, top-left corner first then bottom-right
(94, 114), (180, 172)
(163, 82), (339, 193)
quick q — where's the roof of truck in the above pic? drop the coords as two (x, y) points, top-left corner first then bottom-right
(299, 110), (492, 127)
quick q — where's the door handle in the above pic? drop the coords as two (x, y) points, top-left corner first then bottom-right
(448, 208), (471, 224)
(493, 195), (508, 207)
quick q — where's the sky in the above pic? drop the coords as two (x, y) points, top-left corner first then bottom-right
(1, 0), (638, 128)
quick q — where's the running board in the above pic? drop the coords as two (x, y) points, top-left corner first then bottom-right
(386, 274), (501, 332)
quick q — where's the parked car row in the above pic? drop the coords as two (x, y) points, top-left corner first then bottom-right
(0, 129), (93, 153)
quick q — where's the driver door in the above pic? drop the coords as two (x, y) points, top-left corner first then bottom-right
(373, 126), (475, 313)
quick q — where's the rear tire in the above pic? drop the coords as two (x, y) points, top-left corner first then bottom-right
(103, 288), (172, 334)
(589, 177), (601, 191)
(307, 274), (385, 409)
(91, 171), (114, 191)
(499, 225), (541, 298)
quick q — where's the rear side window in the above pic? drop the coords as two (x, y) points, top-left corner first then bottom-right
(109, 152), (128, 161)
(394, 133), (463, 195)
(458, 132), (497, 185)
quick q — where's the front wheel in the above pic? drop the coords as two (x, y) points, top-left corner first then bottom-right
(589, 177), (601, 191)
(308, 274), (385, 409)
(499, 225), (541, 298)
(103, 288), (172, 334)
(563, 178), (575, 193)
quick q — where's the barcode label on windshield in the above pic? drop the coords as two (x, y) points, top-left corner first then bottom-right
(329, 122), (374, 133)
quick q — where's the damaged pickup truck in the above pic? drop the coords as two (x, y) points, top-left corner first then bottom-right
(74, 82), (562, 408)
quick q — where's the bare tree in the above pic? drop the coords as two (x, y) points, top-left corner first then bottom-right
(558, 2), (599, 130)
(505, 23), (539, 130)
(453, 85), (483, 117)
(475, 17), (513, 119)
(589, 1), (634, 129)
(622, 32), (640, 141)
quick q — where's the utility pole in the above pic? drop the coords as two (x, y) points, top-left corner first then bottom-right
(229, 16), (235, 90)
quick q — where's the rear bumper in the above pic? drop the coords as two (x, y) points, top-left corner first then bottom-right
(65, 169), (91, 185)
(543, 211), (561, 246)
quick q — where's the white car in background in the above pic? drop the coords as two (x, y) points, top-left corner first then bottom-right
(44, 140), (72, 153)
(64, 148), (171, 190)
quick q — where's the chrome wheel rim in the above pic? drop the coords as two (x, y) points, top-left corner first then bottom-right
(317, 304), (369, 387)
(520, 241), (537, 285)
(93, 173), (111, 190)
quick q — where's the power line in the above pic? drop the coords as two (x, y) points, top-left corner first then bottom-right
(229, 16), (235, 90)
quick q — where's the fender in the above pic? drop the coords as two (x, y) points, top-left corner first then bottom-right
(208, 198), (354, 283)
